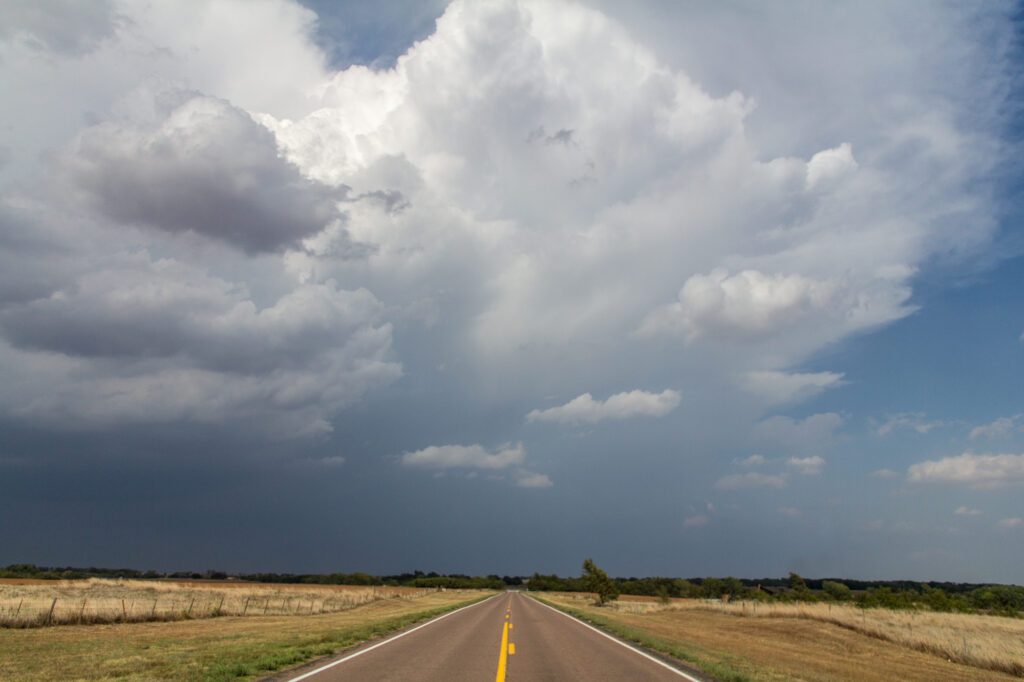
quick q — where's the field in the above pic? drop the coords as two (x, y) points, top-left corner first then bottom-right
(0, 579), (493, 681)
(0, 578), (431, 627)
(540, 592), (1024, 681)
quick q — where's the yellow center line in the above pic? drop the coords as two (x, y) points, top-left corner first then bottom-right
(495, 620), (509, 682)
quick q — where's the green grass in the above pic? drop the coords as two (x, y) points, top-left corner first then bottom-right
(197, 602), (488, 682)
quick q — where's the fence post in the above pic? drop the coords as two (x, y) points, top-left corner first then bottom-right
(79, 598), (87, 623)
(263, 598), (269, 616)
(152, 599), (158, 617)
(46, 598), (57, 626)
(216, 597), (224, 616)
(187, 597), (195, 616)
(121, 599), (127, 620)
(15, 598), (23, 619)
(242, 597), (250, 615)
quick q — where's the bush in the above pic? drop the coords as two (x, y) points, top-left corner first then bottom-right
(823, 580), (852, 601)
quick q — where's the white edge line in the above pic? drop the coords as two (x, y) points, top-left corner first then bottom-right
(287, 593), (501, 681)
(526, 594), (703, 681)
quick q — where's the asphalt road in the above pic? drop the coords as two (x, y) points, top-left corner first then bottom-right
(281, 591), (712, 681)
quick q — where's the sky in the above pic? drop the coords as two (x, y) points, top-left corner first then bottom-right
(0, 0), (1022, 584)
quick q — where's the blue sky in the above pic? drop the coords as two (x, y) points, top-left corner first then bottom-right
(0, 0), (1021, 583)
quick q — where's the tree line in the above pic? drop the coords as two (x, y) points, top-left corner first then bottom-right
(3, 563), (1021, 616)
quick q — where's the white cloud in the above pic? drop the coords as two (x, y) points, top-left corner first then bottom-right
(787, 456), (824, 475)
(526, 389), (680, 424)
(714, 472), (789, 490)
(0, 0), (1013, 451)
(907, 452), (1024, 489)
(754, 413), (843, 452)
(638, 269), (841, 342)
(401, 443), (526, 470)
(740, 371), (845, 405)
(737, 454), (766, 468)
(954, 506), (981, 516)
(969, 416), (1021, 440)
(876, 412), (943, 437)
(683, 514), (709, 528)
(778, 507), (802, 519)
(871, 468), (900, 479)
(805, 143), (858, 192)
(997, 518), (1022, 529)
(515, 469), (553, 488)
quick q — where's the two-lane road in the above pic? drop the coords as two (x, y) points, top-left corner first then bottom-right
(281, 591), (711, 681)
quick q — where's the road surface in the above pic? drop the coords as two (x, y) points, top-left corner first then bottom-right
(279, 591), (712, 681)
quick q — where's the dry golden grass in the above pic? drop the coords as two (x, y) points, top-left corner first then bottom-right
(0, 586), (492, 681)
(547, 593), (1024, 680)
(0, 578), (436, 627)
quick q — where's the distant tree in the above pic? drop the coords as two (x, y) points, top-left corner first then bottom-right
(788, 572), (816, 601)
(581, 558), (619, 605)
(822, 580), (852, 601)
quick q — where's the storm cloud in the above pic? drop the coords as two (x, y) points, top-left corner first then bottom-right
(0, 0), (1020, 581)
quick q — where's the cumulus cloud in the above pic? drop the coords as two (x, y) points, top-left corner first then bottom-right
(682, 514), (709, 528)
(875, 412), (943, 437)
(997, 518), (1022, 529)
(638, 269), (842, 342)
(787, 456), (824, 475)
(0, 0), (1013, 454)
(740, 371), (844, 405)
(526, 389), (680, 425)
(954, 506), (982, 516)
(515, 470), (553, 488)
(0, 256), (399, 436)
(754, 413), (843, 452)
(737, 454), (766, 468)
(969, 416), (1021, 440)
(805, 143), (858, 192)
(0, 0), (117, 56)
(64, 95), (348, 254)
(402, 443), (526, 470)
(714, 472), (789, 490)
(907, 453), (1024, 489)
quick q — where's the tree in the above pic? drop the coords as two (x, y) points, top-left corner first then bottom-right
(822, 580), (852, 601)
(581, 558), (619, 605)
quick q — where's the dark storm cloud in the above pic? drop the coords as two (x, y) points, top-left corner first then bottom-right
(64, 95), (350, 254)
(1, 260), (385, 372)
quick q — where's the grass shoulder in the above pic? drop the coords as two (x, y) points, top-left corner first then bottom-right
(528, 593), (752, 682)
(0, 589), (495, 681)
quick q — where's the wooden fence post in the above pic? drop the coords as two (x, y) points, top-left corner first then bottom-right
(242, 597), (250, 615)
(46, 598), (57, 626)
(121, 599), (127, 620)
(187, 597), (195, 616)
(152, 599), (158, 617)
(79, 598), (87, 623)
